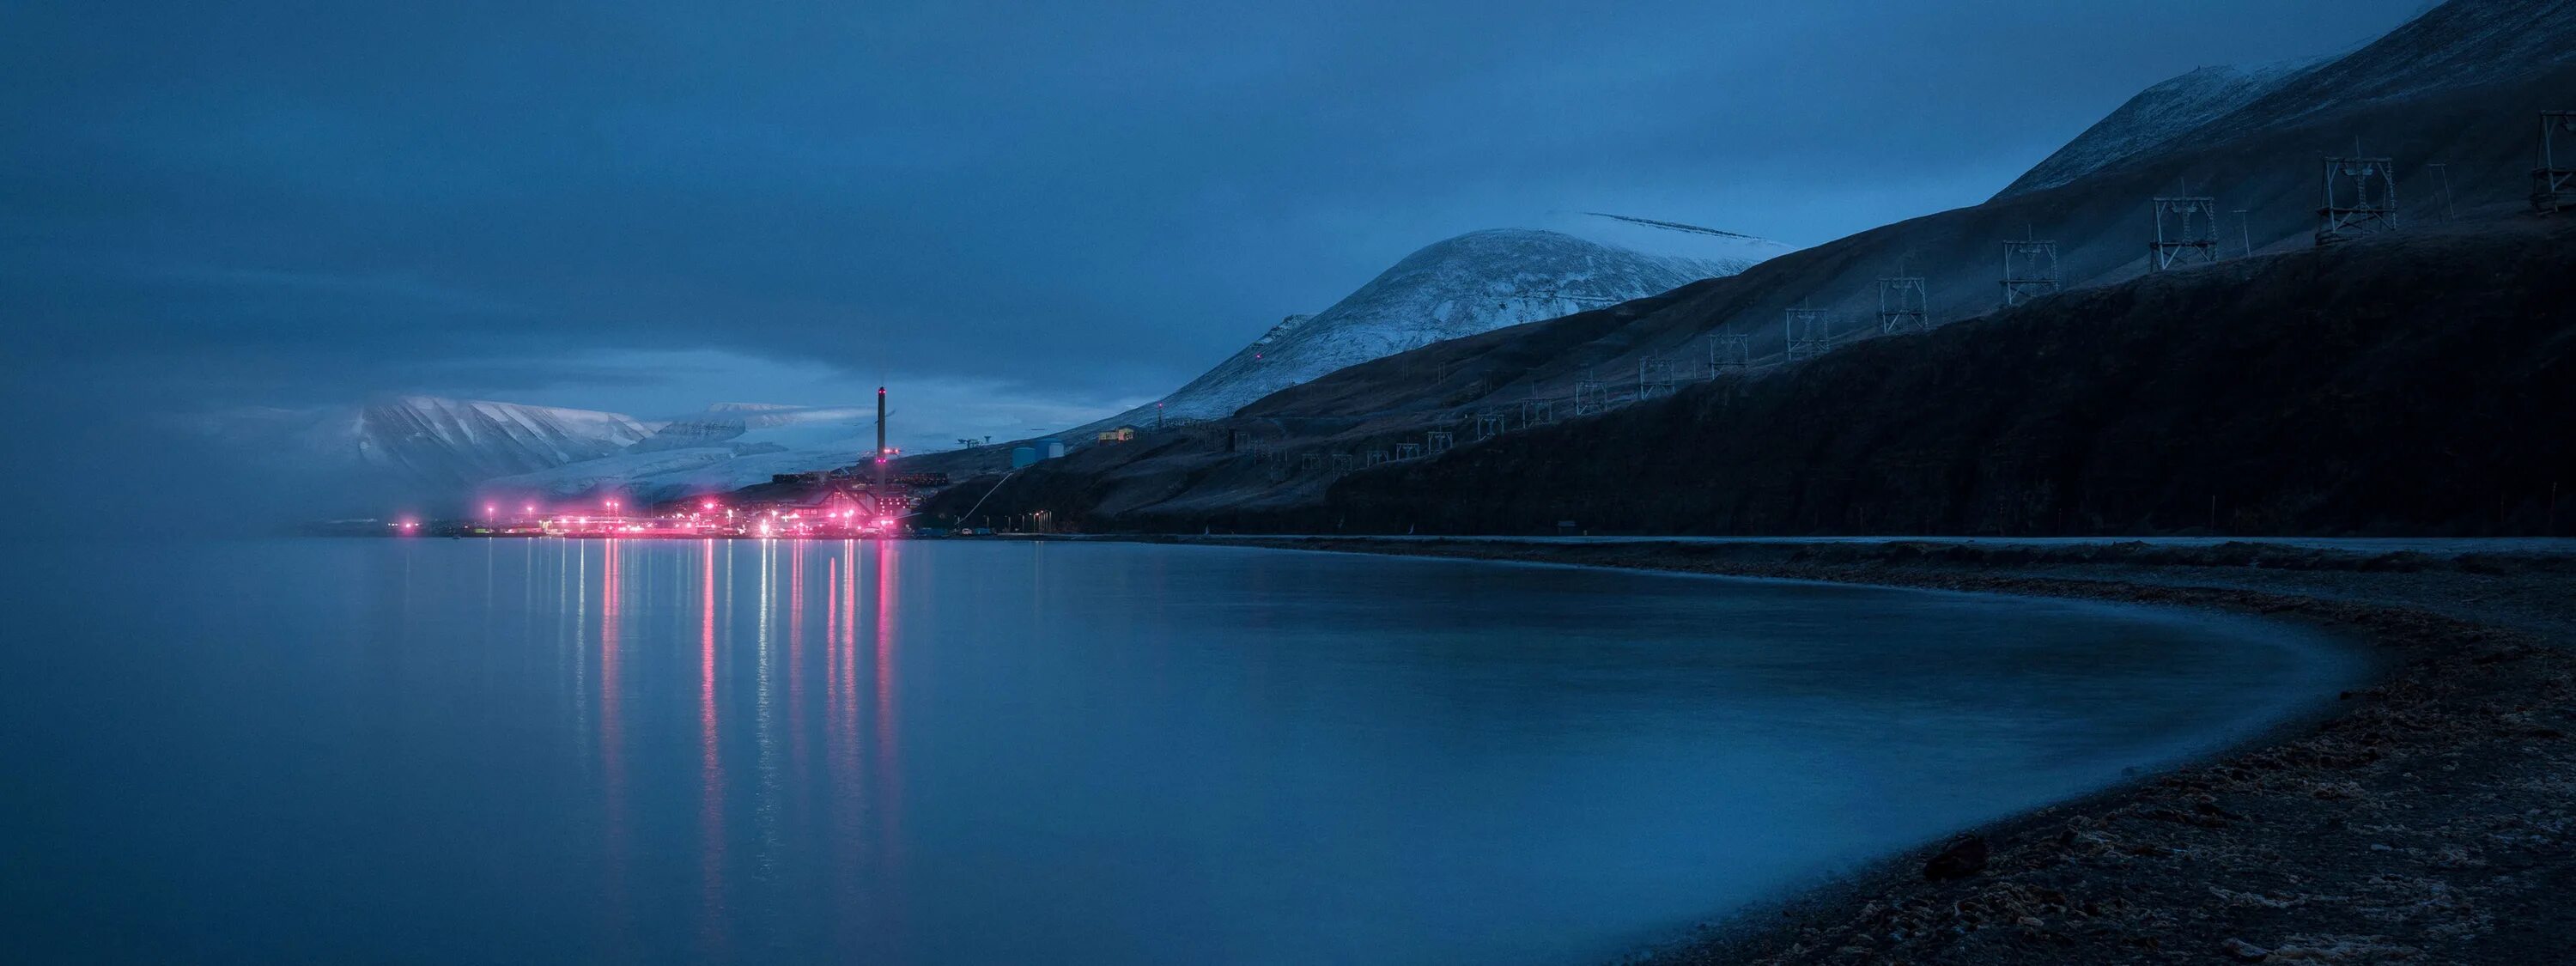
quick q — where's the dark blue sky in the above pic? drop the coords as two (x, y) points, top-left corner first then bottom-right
(5, 0), (2427, 448)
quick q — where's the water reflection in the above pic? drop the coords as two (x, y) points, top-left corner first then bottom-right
(874, 538), (902, 872)
(598, 540), (630, 957)
(698, 540), (725, 956)
(5, 539), (2362, 966)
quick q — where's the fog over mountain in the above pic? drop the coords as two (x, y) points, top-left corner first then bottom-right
(0, 0), (2433, 531)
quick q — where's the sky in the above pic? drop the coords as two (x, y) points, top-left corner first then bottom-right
(1, 0), (2430, 509)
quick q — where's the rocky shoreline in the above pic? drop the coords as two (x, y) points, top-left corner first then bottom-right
(1115, 536), (2576, 964)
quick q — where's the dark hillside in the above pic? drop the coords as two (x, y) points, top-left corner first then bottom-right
(902, 0), (2572, 488)
(1321, 221), (2576, 537)
(1232, 0), (2576, 425)
(912, 0), (2576, 533)
(926, 221), (2576, 537)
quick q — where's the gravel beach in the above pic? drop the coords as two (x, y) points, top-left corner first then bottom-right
(1113, 536), (2576, 965)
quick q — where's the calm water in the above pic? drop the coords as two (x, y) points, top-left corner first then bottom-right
(1, 538), (2357, 964)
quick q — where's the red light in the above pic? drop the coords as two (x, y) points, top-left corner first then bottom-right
(701, 499), (718, 511)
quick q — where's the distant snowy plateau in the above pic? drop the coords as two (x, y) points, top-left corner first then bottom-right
(231, 396), (882, 506)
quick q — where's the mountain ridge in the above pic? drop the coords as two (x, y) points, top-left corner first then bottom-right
(908, 0), (2576, 531)
(1075, 219), (1789, 435)
(346, 395), (657, 489)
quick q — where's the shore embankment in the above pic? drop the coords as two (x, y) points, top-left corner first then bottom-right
(1108, 535), (2576, 964)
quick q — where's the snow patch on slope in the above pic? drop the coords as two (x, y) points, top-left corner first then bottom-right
(344, 396), (659, 488)
(484, 404), (878, 501)
(1997, 55), (2335, 198)
(1091, 219), (1790, 428)
(2001, 0), (2576, 200)
(2189, 0), (2576, 143)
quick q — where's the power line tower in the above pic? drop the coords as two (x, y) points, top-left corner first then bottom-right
(1473, 409), (1504, 440)
(2316, 155), (2398, 245)
(1522, 388), (1554, 427)
(1637, 353), (1678, 399)
(1707, 326), (1750, 379)
(1999, 238), (2059, 307)
(1785, 307), (1832, 361)
(2537, 111), (2575, 214)
(1395, 442), (1423, 460)
(2151, 196), (2221, 269)
(1877, 276), (1928, 335)
(1573, 369), (1609, 416)
(1425, 430), (1455, 455)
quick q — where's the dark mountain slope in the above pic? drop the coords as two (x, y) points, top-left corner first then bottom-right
(914, 0), (2576, 531)
(1326, 220), (2576, 537)
(1242, 0), (2576, 425)
(927, 220), (2576, 537)
(1996, 57), (2331, 199)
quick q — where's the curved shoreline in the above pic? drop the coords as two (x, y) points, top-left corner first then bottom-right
(1089, 534), (2576, 964)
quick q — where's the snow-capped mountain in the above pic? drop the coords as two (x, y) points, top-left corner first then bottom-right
(1093, 218), (1789, 428)
(212, 396), (884, 505)
(1996, 55), (2335, 198)
(2189, 0), (2576, 146)
(2002, 0), (2576, 201)
(483, 404), (878, 502)
(341, 396), (659, 488)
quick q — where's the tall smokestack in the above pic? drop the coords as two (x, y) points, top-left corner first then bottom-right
(874, 386), (889, 524)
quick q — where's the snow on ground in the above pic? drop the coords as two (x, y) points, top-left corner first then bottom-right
(349, 395), (659, 487)
(1996, 56), (2335, 198)
(1082, 216), (1794, 434)
(482, 404), (880, 501)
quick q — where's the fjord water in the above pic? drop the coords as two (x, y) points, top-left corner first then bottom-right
(2, 539), (2356, 964)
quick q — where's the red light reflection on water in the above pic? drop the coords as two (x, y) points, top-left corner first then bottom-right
(842, 544), (860, 714)
(824, 543), (862, 947)
(601, 539), (623, 821)
(699, 539), (726, 957)
(788, 545), (806, 773)
(873, 537), (901, 860)
(837, 544), (860, 769)
(598, 540), (630, 954)
(824, 556), (841, 708)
